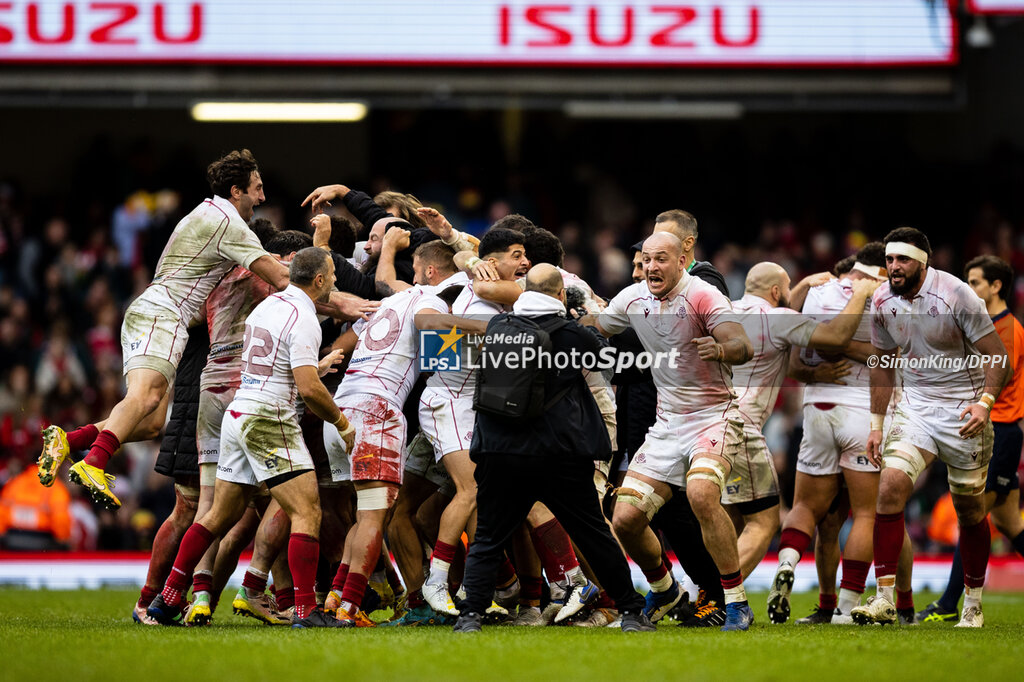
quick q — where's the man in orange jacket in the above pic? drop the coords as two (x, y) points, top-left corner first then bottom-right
(0, 460), (71, 550)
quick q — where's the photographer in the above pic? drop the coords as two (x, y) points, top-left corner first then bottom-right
(453, 264), (652, 633)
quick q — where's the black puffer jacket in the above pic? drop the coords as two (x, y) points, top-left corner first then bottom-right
(154, 324), (209, 479)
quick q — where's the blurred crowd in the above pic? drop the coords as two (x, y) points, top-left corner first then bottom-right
(1, 165), (1023, 554)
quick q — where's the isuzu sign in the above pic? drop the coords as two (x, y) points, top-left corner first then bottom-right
(0, 0), (956, 67)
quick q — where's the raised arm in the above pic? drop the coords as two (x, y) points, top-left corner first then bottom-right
(807, 278), (880, 350)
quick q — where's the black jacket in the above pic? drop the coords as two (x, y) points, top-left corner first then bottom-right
(470, 313), (612, 462)
(332, 189), (439, 299)
(154, 324), (209, 479)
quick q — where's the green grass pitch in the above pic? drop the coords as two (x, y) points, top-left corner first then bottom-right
(2, 589), (1022, 681)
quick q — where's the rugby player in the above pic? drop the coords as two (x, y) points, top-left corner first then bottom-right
(727, 260), (880, 583)
(38, 151), (375, 509)
(322, 240), (487, 625)
(851, 228), (1010, 628)
(759, 244), (888, 624)
(594, 232), (756, 631)
(148, 247), (354, 628)
(916, 254), (1024, 623)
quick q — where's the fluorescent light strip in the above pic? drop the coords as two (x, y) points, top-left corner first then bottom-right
(191, 101), (367, 122)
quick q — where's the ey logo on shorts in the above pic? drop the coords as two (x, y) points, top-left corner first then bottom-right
(419, 327), (464, 372)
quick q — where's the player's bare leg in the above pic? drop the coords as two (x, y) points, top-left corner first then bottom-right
(612, 473), (682, 622)
(736, 506), (779, 580)
(949, 484), (989, 628)
(386, 472), (442, 623)
(771, 472), (840, 623)
(232, 499), (292, 625)
(424, 450), (475, 615)
(795, 495), (844, 624)
(334, 481), (397, 625)
(834, 470), (878, 620)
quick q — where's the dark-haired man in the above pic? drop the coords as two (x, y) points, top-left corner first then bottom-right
(148, 248), (354, 628)
(852, 228), (1010, 628)
(916, 254), (1024, 623)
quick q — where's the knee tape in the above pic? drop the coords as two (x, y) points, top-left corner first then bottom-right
(173, 483), (200, 507)
(687, 457), (728, 493)
(357, 486), (395, 511)
(947, 464), (988, 496)
(199, 462), (217, 488)
(882, 441), (927, 484)
(616, 476), (666, 520)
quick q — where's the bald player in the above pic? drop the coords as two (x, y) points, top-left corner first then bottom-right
(725, 261), (879, 587)
(594, 232), (756, 631)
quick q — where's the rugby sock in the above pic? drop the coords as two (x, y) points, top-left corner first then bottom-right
(242, 567), (269, 597)
(873, 511), (904, 604)
(838, 558), (870, 613)
(274, 584), (295, 611)
(162, 524), (215, 607)
(520, 576), (543, 608)
(937, 545), (965, 612)
(66, 424), (99, 451)
(720, 571), (746, 605)
(331, 563), (350, 594)
(340, 571), (369, 617)
(642, 562), (673, 593)
(427, 541), (457, 585)
(529, 519), (579, 583)
(192, 570), (213, 596)
(83, 429), (120, 469)
(819, 592), (838, 612)
(1011, 530), (1024, 557)
(960, 519), (991, 590)
(288, 533), (320, 620)
(407, 589), (426, 609)
(138, 585), (159, 610)
(778, 528), (811, 566)
(896, 588), (914, 612)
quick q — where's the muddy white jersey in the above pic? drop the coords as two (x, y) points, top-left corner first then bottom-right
(800, 278), (873, 409)
(600, 274), (740, 415)
(232, 285), (321, 413)
(200, 265), (276, 391)
(732, 294), (818, 430)
(337, 286), (448, 408)
(424, 282), (504, 400)
(871, 267), (995, 404)
(133, 195), (269, 328)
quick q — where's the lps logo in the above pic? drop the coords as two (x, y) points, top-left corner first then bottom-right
(419, 327), (464, 372)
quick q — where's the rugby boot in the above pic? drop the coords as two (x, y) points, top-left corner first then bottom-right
(954, 605), (983, 628)
(38, 425), (69, 486)
(642, 580), (683, 623)
(851, 595), (897, 626)
(915, 601), (958, 624)
(721, 602), (755, 631)
(767, 561), (795, 624)
(68, 460), (121, 510)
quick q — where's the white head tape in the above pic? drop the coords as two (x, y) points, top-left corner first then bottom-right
(851, 262), (887, 280)
(885, 241), (928, 264)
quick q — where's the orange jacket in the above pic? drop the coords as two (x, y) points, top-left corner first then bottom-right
(992, 311), (1024, 424)
(0, 469), (71, 542)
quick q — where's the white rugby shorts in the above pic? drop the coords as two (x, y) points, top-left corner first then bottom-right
(120, 302), (189, 384)
(216, 401), (314, 486)
(885, 401), (993, 472)
(628, 405), (744, 488)
(797, 403), (879, 476)
(197, 385), (238, 465)
(418, 390), (475, 461)
(722, 426), (780, 504)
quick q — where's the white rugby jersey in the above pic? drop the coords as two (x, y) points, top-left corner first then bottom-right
(232, 285), (321, 413)
(200, 266), (276, 391)
(732, 294), (818, 430)
(135, 195), (269, 327)
(338, 286), (447, 407)
(599, 273), (740, 415)
(871, 267), (995, 404)
(801, 278), (873, 409)
(424, 282), (504, 400)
